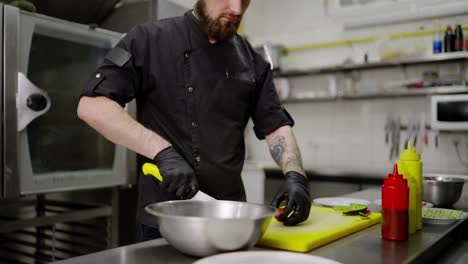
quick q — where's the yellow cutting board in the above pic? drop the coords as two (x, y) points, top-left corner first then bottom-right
(258, 206), (382, 252)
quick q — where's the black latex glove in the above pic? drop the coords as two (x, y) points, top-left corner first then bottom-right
(153, 146), (199, 199)
(271, 171), (311, 226)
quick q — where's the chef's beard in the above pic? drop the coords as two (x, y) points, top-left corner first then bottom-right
(194, 0), (241, 42)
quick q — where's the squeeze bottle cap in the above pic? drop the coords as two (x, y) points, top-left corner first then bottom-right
(384, 164), (407, 187)
(399, 142), (420, 161)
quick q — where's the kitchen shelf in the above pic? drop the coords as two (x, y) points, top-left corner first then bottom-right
(276, 52), (468, 77)
(285, 85), (468, 102)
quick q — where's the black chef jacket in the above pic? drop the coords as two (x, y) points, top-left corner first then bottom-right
(81, 11), (294, 227)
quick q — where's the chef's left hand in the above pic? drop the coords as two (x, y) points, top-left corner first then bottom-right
(271, 171), (311, 226)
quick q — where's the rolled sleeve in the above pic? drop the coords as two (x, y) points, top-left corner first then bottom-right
(81, 62), (136, 107)
(253, 106), (294, 139)
(251, 57), (294, 139)
(80, 25), (147, 107)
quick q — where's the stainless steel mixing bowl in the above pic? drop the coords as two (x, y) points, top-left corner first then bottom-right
(423, 176), (465, 208)
(145, 200), (277, 257)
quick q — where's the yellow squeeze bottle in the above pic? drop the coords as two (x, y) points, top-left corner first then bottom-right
(398, 142), (423, 232)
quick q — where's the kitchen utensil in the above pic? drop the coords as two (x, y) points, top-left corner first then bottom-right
(313, 197), (370, 207)
(145, 200), (276, 257)
(422, 207), (466, 225)
(193, 251), (343, 264)
(385, 116), (401, 161)
(258, 206), (381, 252)
(142, 163), (215, 201)
(422, 176), (465, 207)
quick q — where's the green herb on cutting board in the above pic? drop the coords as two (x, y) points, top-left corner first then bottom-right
(333, 203), (370, 219)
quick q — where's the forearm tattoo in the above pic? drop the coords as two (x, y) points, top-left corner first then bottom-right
(268, 135), (304, 173)
(269, 136), (286, 166)
(286, 145), (304, 172)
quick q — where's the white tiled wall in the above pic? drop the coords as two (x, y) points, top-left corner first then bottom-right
(243, 1), (468, 177)
(243, 1), (468, 65)
(246, 96), (468, 177)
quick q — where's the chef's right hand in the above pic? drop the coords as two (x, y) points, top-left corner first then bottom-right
(153, 146), (199, 199)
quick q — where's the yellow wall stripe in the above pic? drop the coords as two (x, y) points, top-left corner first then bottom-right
(284, 25), (468, 52)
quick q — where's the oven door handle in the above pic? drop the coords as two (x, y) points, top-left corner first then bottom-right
(17, 72), (52, 131)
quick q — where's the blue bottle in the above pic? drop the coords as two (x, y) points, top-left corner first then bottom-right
(433, 19), (442, 53)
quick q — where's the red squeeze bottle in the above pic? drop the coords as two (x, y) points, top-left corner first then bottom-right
(382, 164), (409, 241)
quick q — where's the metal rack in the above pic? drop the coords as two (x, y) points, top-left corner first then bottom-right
(0, 196), (114, 264)
(276, 52), (468, 102)
(287, 85), (468, 102)
(277, 52), (468, 77)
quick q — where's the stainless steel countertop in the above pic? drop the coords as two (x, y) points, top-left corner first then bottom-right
(54, 188), (468, 264)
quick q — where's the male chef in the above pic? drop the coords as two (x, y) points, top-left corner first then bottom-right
(78, 0), (311, 241)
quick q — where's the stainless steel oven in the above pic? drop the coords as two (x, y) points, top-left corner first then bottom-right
(2, 4), (133, 198)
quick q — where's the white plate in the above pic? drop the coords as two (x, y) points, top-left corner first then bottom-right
(373, 199), (434, 208)
(193, 251), (342, 264)
(422, 207), (467, 225)
(312, 197), (370, 207)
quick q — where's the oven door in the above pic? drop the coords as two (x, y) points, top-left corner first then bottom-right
(1, 5), (4, 197)
(4, 6), (134, 196)
(3, 4), (19, 198)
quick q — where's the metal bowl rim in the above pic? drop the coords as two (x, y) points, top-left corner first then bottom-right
(145, 200), (278, 221)
(423, 177), (466, 183)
